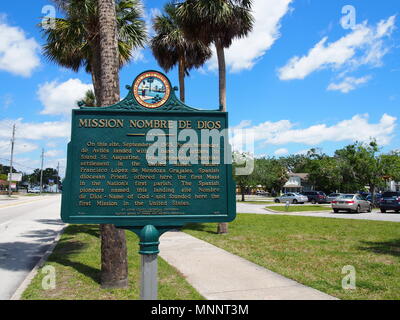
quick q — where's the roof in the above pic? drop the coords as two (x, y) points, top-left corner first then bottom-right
(288, 173), (309, 180)
(284, 184), (303, 188)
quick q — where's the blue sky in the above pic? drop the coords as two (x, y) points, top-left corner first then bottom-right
(0, 0), (399, 176)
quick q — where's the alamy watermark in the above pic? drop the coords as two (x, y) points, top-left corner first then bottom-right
(41, 5), (56, 30)
(41, 265), (56, 290)
(144, 122), (255, 176)
(341, 265), (356, 290)
(341, 5), (357, 30)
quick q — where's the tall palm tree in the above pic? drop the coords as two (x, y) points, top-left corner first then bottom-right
(176, 0), (254, 234)
(176, 0), (254, 111)
(42, 0), (146, 104)
(97, 0), (128, 289)
(151, 2), (211, 102)
(42, 0), (146, 289)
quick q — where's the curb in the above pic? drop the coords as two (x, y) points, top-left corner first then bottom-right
(10, 225), (67, 300)
(264, 207), (332, 214)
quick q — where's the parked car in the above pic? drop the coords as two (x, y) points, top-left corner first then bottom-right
(256, 190), (268, 196)
(379, 191), (400, 213)
(366, 193), (382, 205)
(301, 191), (327, 204)
(326, 193), (343, 203)
(27, 187), (40, 193)
(331, 194), (372, 213)
(274, 193), (308, 204)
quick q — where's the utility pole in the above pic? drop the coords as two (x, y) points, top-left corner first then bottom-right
(8, 124), (16, 197)
(40, 149), (44, 195)
(56, 162), (60, 193)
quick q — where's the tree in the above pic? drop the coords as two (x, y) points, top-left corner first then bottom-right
(255, 158), (288, 196)
(42, 0), (146, 103)
(151, 2), (211, 102)
(305, 156), (342, 193)
(232, 152), (256, 201)
(97, 0), (129, 289)
(335, 141), (386, 200)
(176, 0), (254, 111)
(176, 1), (252, 233)
(78, 89), (96, 107)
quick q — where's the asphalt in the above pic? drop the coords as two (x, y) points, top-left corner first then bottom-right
(237, 202), (400, 222)
(0, 195), (64, 300)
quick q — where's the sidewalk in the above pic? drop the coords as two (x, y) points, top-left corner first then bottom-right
(159, 231), (336, 300)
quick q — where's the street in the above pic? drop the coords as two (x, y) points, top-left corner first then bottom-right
(0, 195), (64, 300)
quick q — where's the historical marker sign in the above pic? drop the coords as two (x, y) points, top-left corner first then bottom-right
(61, 71), (236, 228)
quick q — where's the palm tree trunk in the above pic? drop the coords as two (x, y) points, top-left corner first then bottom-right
(90, 39), (102, 105)
(97, 0), (128, 289)
(216, 40), (228, 234)
(178, 56), (185, 102)
(215, 40), (226, 112)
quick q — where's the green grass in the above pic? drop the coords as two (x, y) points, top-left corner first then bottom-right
(22, 225), (203, 300)
(183, 214), (400, 300)
(265, 205), (331, 212)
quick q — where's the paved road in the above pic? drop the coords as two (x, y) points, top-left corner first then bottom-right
(0, 195), (64, 300)
(237, 202), (400, 222)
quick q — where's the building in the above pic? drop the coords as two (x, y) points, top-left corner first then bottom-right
(282, 173), (313, 193)
(387, 180), (400, 192)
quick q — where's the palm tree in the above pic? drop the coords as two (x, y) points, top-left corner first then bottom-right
(176, 0), (254, 234)
(97, 0), (128, 289)
(176, 0), (254, 110)
(42, 0), (146, 289)
(77, 89), (96, 107)
(42, 0), (146, 105)
(151, 2), (211, 102)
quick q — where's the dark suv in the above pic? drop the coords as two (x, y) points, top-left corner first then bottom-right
(301, 191), (327, 204)
(379, 191), (400, 213)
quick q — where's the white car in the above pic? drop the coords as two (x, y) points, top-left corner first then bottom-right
(27, 187), (41, 193)
(274, 193), (308, 204)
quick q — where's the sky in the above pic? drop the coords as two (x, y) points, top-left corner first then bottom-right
(0, 0), (399, 177)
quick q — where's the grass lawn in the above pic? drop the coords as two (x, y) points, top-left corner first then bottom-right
(183, 214), (400, 300)
(22, 225), (203, 300)
(265, 205), (331, 212)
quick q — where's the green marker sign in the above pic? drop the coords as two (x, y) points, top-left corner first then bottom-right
(61, 71), (236, 228)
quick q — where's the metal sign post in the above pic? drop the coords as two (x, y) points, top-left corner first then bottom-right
(141, 254), (158, 300)
(126, 225), (177, 300)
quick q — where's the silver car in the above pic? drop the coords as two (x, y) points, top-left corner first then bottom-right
(331, 194), (372, 213)
(326, 193), (343, 203)
(275, 193), (308, 204)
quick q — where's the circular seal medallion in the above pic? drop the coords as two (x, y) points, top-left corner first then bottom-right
(133, 71), (171, 109)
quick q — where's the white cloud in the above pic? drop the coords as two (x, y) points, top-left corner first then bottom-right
(207, 0), (293, 73)
(327, 75), (371, 93)
(0, 119), (70, 141)
(234, 113), (397, 147)
(274, 148), (289, 156)
(0, 18), (41, 77)
(278, 16), (396, 80)
(44, 149), (63, 158)
(144, 7), (161, 37)
(0, 139), (38, 157)
(37, 79), (93, 116)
